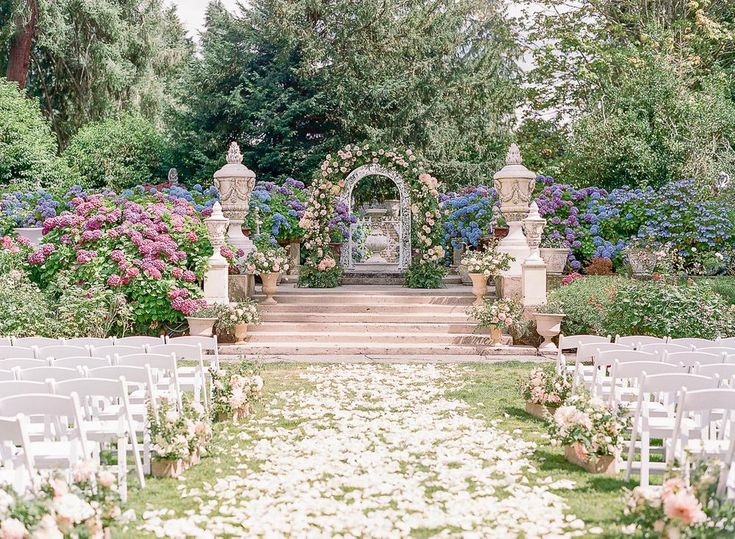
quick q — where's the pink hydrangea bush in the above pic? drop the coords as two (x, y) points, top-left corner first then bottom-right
(0, 235), (33, 274)
(27, 193), (211, 331)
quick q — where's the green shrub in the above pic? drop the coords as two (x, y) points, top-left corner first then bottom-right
(0, 271), (58, 337)
(0, 79), (67, 188)
(63, 113), (170, 190)
(696, 277), (735, 306)
(298, 265), (343, 288)
(405, 261), (446, 289)
(546, 276), (622, 336)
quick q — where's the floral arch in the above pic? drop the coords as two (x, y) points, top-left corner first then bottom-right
(299, 143), (446, 288)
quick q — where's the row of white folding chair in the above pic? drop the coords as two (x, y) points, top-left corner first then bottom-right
(0, 336), (167, 348)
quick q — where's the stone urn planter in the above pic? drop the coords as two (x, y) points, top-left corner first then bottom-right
(627, 249), (657, 277)
(468, 272), (488, 305)
(234, 322), (248, 343)
(525, 401), (558, 419)
(540, 248), (570, 275)
(534, 313), (565, 352)
(14, 227), (43, 245)
(186, 317), (217, 337)
(488, 325), (503, 346)
(261, 272), (279, 304)
(564, 445), (617, 475)
(151, 458), (186, 478)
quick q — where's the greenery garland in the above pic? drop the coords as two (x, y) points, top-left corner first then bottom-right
(298, 143), (446, 288)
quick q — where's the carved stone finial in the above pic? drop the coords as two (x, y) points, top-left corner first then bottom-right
(211, 201), (224, 217)
(506, 144), (522, 165)
(226, 142), (243, 165)
(528, 201), (540, 217)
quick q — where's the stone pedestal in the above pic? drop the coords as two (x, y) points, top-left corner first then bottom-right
(522, 257), (547, 307)
(228, 274), (252, 301)
(203, 202), (230, 304)
(497, 221), (531, 299)
(288, 241), (300, 276)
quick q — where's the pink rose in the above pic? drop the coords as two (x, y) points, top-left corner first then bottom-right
(0, 518), (27, 539)
(663, 491), (707, 525)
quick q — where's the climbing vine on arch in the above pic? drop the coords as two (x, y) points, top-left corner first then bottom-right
(298, 143), (447, 288)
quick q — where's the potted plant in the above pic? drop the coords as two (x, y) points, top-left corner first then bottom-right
(533, 300), (566, 352)
(146, 397), (194, 478)
(186, 304), (226, 337)
(239, 244), (290, 304)
(460, 243), (514, 305)
(539, 234), (570, 275)
(209, 360), (264, 422)
(547, 394), (630, 475)
(215, 300), (260, 343)
(520, 365), (572, 418)
(1, 189), (60, 245)
(467, 297), (523, 346)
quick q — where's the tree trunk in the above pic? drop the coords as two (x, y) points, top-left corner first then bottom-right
(6, 0), (39, 89)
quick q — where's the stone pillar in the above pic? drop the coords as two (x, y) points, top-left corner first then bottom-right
(288, 241), (300, 276)
(213, 142), (256, 257)
(521, 202), (547, 307)
(493, 144), (537, 302)
(203, 202), (230, 304)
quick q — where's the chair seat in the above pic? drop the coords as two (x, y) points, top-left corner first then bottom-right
(84, 420), (127, 442)
(30, 440), (95, 468)
(685, 438), (730, 457)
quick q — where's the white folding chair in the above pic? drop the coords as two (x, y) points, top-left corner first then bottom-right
(0, 370), (13, 381)
(695, 364), (735, 386)
(0, 347), (36, 359)
(52, 377), (146, 499)
(0, 380), (50, 399)
(0, 393), (93, 475)
(88, 365), (158, 474)
(11, 337), (61, 347)
(37, 345), (90, 360)
(18, 366), (82, 383)
(669, 388), (735, 475)
(615, 335), (667, 347)
(53, 356), (111, 370)
(626, 373), (718, 486)
(670, 337), (718, 348)
(608, 360), (684, 407)
(115, 353), (182, 409)
(556, 334), (610, 372)
(149, 344), (208, 408)
(586, 349), (659, 396)
(115, 336), (165, 347)
(698, 347), (735, 357)
(720, 337), (735, 347)
(666, 351), (725, 370)
(638, 343), (690, 355)
(166, 335), (220, 369)
(572, 342), (632, 388)
(92, 345), (142, 359)
(0, 337), (11, 346)
(64, 337), (115, 348)
(2, 358), (48, 370)
(0, 415), (37, 491)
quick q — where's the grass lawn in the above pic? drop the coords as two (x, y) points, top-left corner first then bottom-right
(118, 361), (632, 538)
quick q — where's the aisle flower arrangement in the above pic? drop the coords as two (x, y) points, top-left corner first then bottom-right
(548, 394), (629, 473)
(210, 362), (264, 422)
(467, 298), (523, 332)
(0, 462), (125, 537)
(146, 396), (212, 477)
(520, 365), (572, 418)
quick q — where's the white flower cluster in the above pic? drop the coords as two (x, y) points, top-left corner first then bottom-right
(140, 364), (587, 537)
(462, 245), (514, 276)
(240, 246), (289, 274)
(467, 298), (522, 331)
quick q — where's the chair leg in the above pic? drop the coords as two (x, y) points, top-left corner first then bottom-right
(640, 431), (650, 488)
(117, 438), (127, 503)
(129, 429), (145, 488)
(626, 424), (639, 482)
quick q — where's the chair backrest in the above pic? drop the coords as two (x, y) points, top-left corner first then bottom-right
(0, 393), (89, 456)
(0, 370), (13, 382)
(1, 358), (47, 370)
(638, 343), (690, 355)
(91, 345), (142, 359)
(53, 356), (110, 370)
(87, 365), (158, 414)
(36, 345), (89, 360)
(148, 343), (202, 360)
(679, 388), (735, 413)
(615, 335), (667, 346)
(52, 377), (127, 419)
(595, 349), (658, 367)
(666, 351), (724, 367)
(577, 342), (631, 361)
(0, 380), (49, 399)
(640, 373), (717, 394)
(697, 347), (735, 356)
(696, 363), (735, 381)
(18, 366), (81, 383)
(669, 337), (718, 348)
(720, 337), (735, 346)
(115, 336), (165, 347)
(11, 337), (60, 347)
(0, 347), (35, 359)
(115, 353), (176, 371)
(165, 335), (217, 352)
(0, 414), (36, 489)
(559, 334), (610, 351)
(63, 337), (114, 348)
(0, 337), (11, 346)
(612, 361), (682, 379)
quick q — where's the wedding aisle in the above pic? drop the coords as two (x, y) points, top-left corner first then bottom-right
(136, 364), (589, 538)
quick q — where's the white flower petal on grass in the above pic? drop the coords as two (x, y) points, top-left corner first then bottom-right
(139, 364), (585, 537)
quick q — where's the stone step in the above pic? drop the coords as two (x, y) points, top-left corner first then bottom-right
(245, 331), (493, 345)
(259, 312), (475, 324)
(257, 293), (475, 306)
(248, 322), (478, 334)
(221, 342), (536, 356)
(260, 303), (472, 314)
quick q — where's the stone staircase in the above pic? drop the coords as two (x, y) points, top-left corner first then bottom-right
(220, 284), (537, 358)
